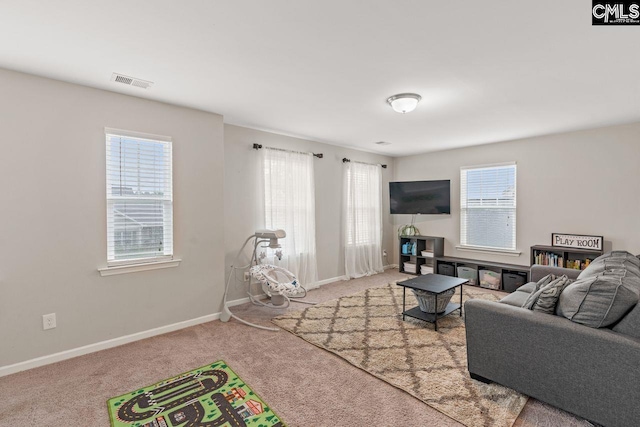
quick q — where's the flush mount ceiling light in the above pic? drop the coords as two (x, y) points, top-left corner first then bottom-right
(386, 93), (421, 114)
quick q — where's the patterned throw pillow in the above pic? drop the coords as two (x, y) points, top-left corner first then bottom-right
(532, 276), (573, 314)
(522, 275), (570, 313)
(534, 274), (556, 291)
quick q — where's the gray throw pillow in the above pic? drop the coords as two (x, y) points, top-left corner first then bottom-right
(522, 276), (569, 312)
(557, 270), (640, 328)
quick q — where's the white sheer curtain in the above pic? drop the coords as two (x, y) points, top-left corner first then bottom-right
(343, 161), (384, 278)
(261, 147), (318, 286)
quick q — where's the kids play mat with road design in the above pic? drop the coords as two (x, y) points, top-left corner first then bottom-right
(107, 360), (284, 427)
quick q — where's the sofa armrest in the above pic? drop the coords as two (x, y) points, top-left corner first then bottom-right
(530, 264), (581, 282)
(465, 299), (640, 427)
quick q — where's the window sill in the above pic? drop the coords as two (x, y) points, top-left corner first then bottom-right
(455, 246), (521, 257)
(98, 259), (182, 277)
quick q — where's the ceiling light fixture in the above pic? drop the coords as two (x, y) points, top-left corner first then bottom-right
(386, 93), (421, 114)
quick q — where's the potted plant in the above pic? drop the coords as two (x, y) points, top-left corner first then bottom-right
(398, 224), (420, 237)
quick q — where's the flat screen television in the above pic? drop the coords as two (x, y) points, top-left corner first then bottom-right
(389, 180), (451, 214)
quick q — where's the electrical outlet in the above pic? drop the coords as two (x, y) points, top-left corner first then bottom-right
(383, 250), (388, 257)
(243, 271), (251, 282)
(42, 313), (56, 330)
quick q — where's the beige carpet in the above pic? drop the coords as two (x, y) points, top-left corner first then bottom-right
(273, 282), (528, 427)
(0, 270), (593, 426)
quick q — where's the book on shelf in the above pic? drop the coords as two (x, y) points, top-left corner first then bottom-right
(531, 243), (601, 271)
(565, 260), (579, 269)
(566, 259), (593, 270)
(533, 250), (594, 270)
(533, 250), (564, 268)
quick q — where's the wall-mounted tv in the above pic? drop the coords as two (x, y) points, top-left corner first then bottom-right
(389, 180), (451, 215)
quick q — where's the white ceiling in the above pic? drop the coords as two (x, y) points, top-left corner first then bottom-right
(1, 1), (639, 156)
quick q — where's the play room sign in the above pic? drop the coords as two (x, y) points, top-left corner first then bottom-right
(552, 233), (603, 251)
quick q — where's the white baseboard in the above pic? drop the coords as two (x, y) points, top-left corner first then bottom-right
(0, 295), (253, 378)
(0, 274), (360, 378)
(316, 269), (396, 284)
(308, 275), (349, 289)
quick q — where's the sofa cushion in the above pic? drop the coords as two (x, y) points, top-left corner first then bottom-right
(612, 303), (640, 339)
(578, 251), (640, 280)
(529, 276), (573, 314)
(522, 276), (567, 310)
(499, 290), (531, 307)
(557, 268), (640, 328)
(517, 282), (536, 293)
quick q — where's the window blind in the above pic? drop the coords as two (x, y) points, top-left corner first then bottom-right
(106, 130), (173, 265)
(460, 163), (516, 251)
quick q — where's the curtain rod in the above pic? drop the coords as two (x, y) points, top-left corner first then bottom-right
(342, 158), (387, 168)
(253, 143), (323, 158)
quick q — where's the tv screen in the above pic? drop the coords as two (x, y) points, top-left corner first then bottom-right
(389, 180), (451, 214)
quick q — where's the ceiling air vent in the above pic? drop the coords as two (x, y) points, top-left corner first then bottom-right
(111, 73), (153, 89)
(375, 141), (392, 146)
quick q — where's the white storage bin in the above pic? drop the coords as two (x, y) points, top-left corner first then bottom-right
(479, 270), (501, 290)
(404, 262), (417, 273)
(421, 251), (434, 257)
(420, 265), (433, 275)
(457, 266), (478, 286)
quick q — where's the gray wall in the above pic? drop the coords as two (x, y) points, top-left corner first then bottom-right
(224, 124), (395, 299)
(0, 69), (225, 367)
(393, 123), (640, 266)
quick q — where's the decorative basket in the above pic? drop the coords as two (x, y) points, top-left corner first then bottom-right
(411, 288), (455, 314)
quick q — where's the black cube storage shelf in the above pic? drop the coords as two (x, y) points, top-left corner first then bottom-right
(434, 256), (530, 293)
(398, 236), (445, 275)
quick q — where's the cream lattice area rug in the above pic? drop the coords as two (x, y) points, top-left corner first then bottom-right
(272, 283), (528, 427)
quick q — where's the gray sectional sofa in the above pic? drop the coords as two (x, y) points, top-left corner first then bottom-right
(465, 253), (640, 427)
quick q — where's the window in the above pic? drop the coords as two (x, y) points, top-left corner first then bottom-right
(343, 161), (384, 278)
(344, 163), (382, 246)
(460, 163), (516, 252)
(105, 129), (173, 265)
(261, 147), (318, 285)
